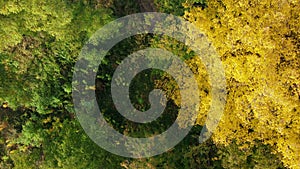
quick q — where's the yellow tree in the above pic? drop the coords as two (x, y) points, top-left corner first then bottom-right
(178, 0), (300, 168)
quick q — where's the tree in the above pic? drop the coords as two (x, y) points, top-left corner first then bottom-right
(0, 0), (113, 111)
(182, 0), (300, 168)
(0, 0), (73, 50)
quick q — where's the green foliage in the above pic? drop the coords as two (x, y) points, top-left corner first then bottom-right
(121, 126), (222, 169)
(9, 148), (41, 169)
(0, 0), (113, 112)
(124, 129), (284, 169)
(219, 142), (284, 169)
(154, 0), (186, 15)
(0, 0), (72, 50)
(9, 119), (125, 169)
(153, 0), (207, 16)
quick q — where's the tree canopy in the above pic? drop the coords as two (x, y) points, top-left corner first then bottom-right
(0, 0), (299, 168)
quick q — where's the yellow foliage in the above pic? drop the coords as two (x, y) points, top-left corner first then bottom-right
(0, 122), (8, 132)
(181, 0), (300, 168)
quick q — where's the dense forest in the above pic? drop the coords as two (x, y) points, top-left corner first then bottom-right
(0, 0), (299, 168)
